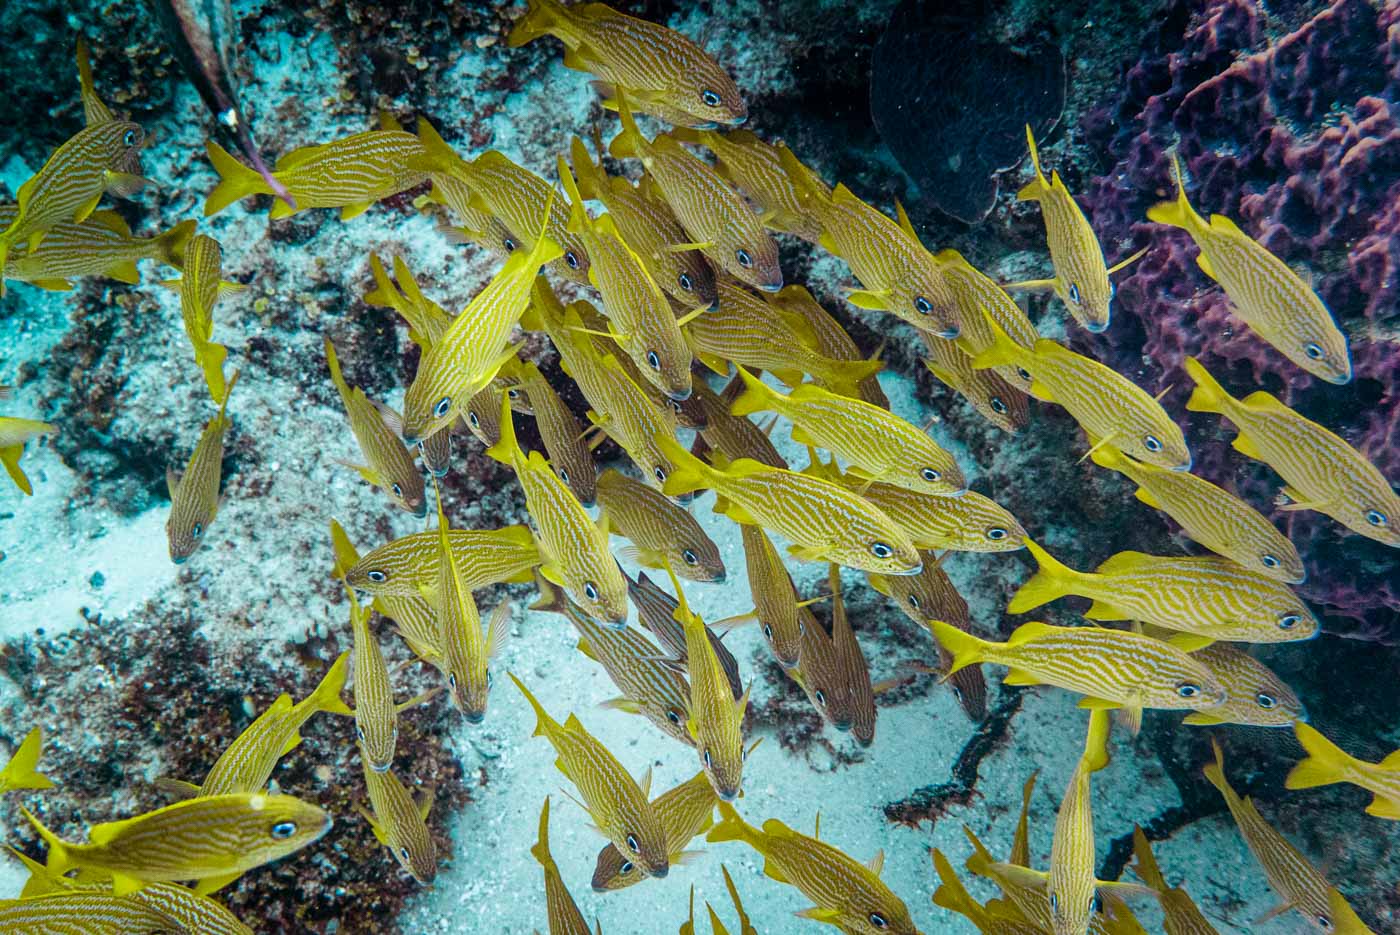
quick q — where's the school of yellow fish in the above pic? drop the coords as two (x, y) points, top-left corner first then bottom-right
(1, 3), (1396, 932)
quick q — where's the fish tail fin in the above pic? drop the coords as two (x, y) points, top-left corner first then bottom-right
(1006, 539), (1084, 613)
(1083, 709), (1111, 773)
(1146, 153), (1206, 234)
(364, 254), (409, 314)
(530, 796), (556, 869)
(1286, 722), (1350, 791)
(203, 141), (269, 217)
(927, 620), (986, 677)
(608, 92), (647, 161)
(555, 153), (591, 234)
(508, 671), (557, 739)
(706, 801), (761, 851)
(1016, 124), (1049, 200)
(415, 116), (461, 174)
(215, 369), (241, 427)
(311, 652), (355, 716)
(1182, 356), (1231, 415)
(21, 808), (72, 875)
(728, 367), (781, 418)
(930, 848), (987, 925)
(568, 135), (605, 202)
(1, 729), (53, 791)
(196, 341), (229, 407)
(154, 219), (197, 267)
(1201, 738), (1235, 802)
(322, 337), (352, 403)
(968, 310), (1029, 371)
(652, 430), (715, 499)
(1130, 826), (1167, 892)
(507, 0), (568, 47)
(961, 826), (996, 877)
(484, 392), (522, 467)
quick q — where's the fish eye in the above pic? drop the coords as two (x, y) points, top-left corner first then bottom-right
(1049, 892), (1059, 913)
(584, 581), (599, 601)
(1278, 613), (1301, 630)
(654, 466), (667, 483)
(448, 673), (457, 689)
(646, 350), (661, 371)
(392, 483), (403, 497)
(503, 237), (517, 252)
(191, 523), (203, 539)
(433, 396), (453, 419)
(814, 689), (827, 707)
(1090, 893), (1103, 913)
(620, 860), (634, 874)
(920, 467), (941, 483)
(1017, 367), (1032, 381)
(565, 251), (580, 270)
(1304, 342), (1324, 360)
(990, 396), (1008, 414)
(1176, 681), (1201, 698)
(678, 272), (693, 292)
(682, 549), (698, 566)
(271, 821), (297, 840)
(735, 248), (753, 268)
(762, 624), (773, 640)
(367, 570), (387, 583)
(914, 296), (933, 316)
(1261, 554), (1279, 569)
(1317, 915), (1332, 930)
(870, 541), (894, 559)
(1256, 692), (1277, 709)
(1366, 509), (1388, 527)
(507, 388), (520, 400)
(986, 527), (1008, 541)
(703, 749), (712, 769)
(468, 411), (480, 429)
(399, 846), (410, 860)
(486, 669), (494, 687)
(558, 468), (570, 484)
(1068, 283), (1082, 304)
(122, 129), (137, 147)
(666, 710), (681, 725)
(356, 724), (365, 741)
(701, 89), (722, 107)
(1143, 434), (1163, 453)
(951, 686), (963, 701)
(907, 595), (921, 610)
(626, 834), (640, 854)
(869, 912), (888, 930)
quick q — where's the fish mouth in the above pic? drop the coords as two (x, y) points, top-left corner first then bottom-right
(777, 654), (801, 670)
(171, 554), (188, 566)
(431, 467), (449, 479)
(758, 278), (783, 293)
(833, 720), (852, 732)
(934, 325), (960, 339)
(855, 733), (874, 748)
(463, 711), (485, 725)
(891, 561), (924, 577)
(370, 760), (392, 773)
(667, 385), (693, 402)
(717, 788), (740, 803)
(1169, 456), (1193, 472)
(648, 863), (670, 879)
(1085, 317), (1110, 333)
(411, 502), (428, 518)
(708, 571), (728, 584)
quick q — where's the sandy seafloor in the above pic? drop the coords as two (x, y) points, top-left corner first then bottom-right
(0, 1), (1392, 933)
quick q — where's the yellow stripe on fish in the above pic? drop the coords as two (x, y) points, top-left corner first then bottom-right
(691, 379), (787, 469)
(931, 846), (1046, 935)
(1130, 826), (1221, 935)
(592, 770), (717, 892)
(358, 759), (437, 885)
(1184, 357), (1400, 548)
(738, 523), (806, 668)
(1009, 540), (1319, 645)
(508, 0), (746, 129)
(922, 332), (1030, 434)
(1150, 154), (1350, 384)
(769, 284), (889, 409)
(1174, 641), (1303, 728)
(973, 313), (1191, 470)
(531, 797), (599, 935)
(929, 618), (1226, 711)
(707, 801), (919, 935)
(342, 524), (537, 597)
(23, 793), (331, 897)
(0, 892), (180, 934)
(166, 369), (240, 563)
(627, 571), (743, 702)
(511, 674), (670, 879)
(597, 469), (724, 582)
(0, 205), (189, 293)
(1203, 740), (1373, 934)
(1049, 710), (1112, 935)
(933, 247), (1039, 391)
(514, 362), (599, 506)
(1287, 722), (1400, 821)
(611, 97), (781, 292)
(0, 727), (53, 793)
(788, 566), (876, 746)
(1088, 442), (1304, 583)
(349, 591), (400, 772)
(162, 233), (237, 405)
(324, 337), (426, 517)
(487, 393), (628, 625)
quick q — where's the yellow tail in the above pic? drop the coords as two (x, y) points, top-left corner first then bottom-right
(21, 808), (72, 875)
(930, 848), (988, 925)
(969, 309), (1031, 372)
(555, 153), (592, 235)
(1182, 356), (1232, 415)
(484, 392), (522, 468)
(1083, 708), (1111, 773)
(1145, 153), (1206, 234)
(0, 728), (53, 792)
(196, 341), (230, 406)
(727, 367), (781, 418)
(154, 219), (197, 267)
(203, 141), (270, 217)
(322, 337), (352, 405)
(1286, 722), (1351, 791)
(506, 0), (569, 47)
(1007, 539), (1086, 613)
(328, 519), (362, 577)
(508, 671), (558, 739)
(607, 92), (649, 161)
(529, 796), (557, 870)
(926, 620), (987, 677)
(311, 652), (355, 716)
(568, 135), (606, 202)
(1130, 826), (1167, 892)
(363, 254), (407, 312)
(705, 801), (762, 851)
(1201, 738), (1236, 804)
(653, 431), (717, 499)
(1016, 124), (1049, 201)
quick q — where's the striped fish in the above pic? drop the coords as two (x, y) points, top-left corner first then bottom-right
(343, 524), (538, 597)
(487, 394), (628, 625)
(535, 572), (693, 747)
(670, 568), (750, 800)
(349, 592), (401, 772)
(1288, 723), (1400, 820)
(1088, 443), (1304, 583)
(324, 337), (426, 517)
(788, 566), (875, 745)
(0, 727), (52, 793)
(592, 771), (717, 892)
(718, 864), (759, 935)
(204, 128), (429, 219)
(1009, 541), (1319, 645)
(628, 572), (742, 701)
(511, 674), (670, 878)
(1184, 357), (1400, 548)
(731, 367), (965, 496)
(0, 416), (57, 497)
(569, 134), (717, 310)
(400, 221), (562, 443)
(656, 433), (922, 576)
(1, 207), (190, 293)
(611, 98), (781, 292)
(921, 332), (1029, 434)
(75, 39), (114, 128)
(413, 118), (520, 260)
(597, 469), (724, 582)
(826, 564), (876, 746)
(777, 144), (959, 338)
(691, 379), (787, 469)
(164, 233), (235, 405)
(739, 523), (807, 669)
(707, 801), (919, 935)
(558, 154), (694, 401)
(933, 247), (1039, 391)
(670, 128), (827, 243)
(358, 759), (436, 884)
(1204, 740), (1373, 934)
(770, 284), (888, 409)
(532, 797), (600, 935)
(516, 361), (594, 510)
(23, 794), (331, 896)
(508, 0), (746, 128)
(129, 882), (252, 935)
(0, 119), (146, 292)
(931, 847), (1046, 935)
(973, 316), (1190, 470)
(1151, 155), (1350, 384)
(166, 369), (241, 564)
(0, 892), (179, 934)
(868, 555), (988, 720)
(687, 281), (881, 395)
(1179, 641), (1304, 728)
(1049, 710), (1111, 935)
(1131, 826), (1221, 935)
(929, 619), (1226, 711)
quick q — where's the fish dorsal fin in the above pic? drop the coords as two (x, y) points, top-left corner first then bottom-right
(1006, 621), (1055, 645)
(1094, 550), (1154, 576)
(812, 811), (821, 839)
(639, 765), (653, 798)
(1377, 750), (1400, 771)
(865, 849), (885, 876)
(893, 200), (918, 240)
(1239, 389), (1288, 413)
(1207, 213), (1247, 239)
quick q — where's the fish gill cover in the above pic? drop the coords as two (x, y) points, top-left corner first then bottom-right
(0, 0), (1397, 933)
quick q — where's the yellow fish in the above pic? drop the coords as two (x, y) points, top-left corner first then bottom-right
(1, 207), (190, 292)
(769, 284), (889, 409)
(1088, 442), (1304, 583)
(342, 524), (537, 598)
(349, 591), (401, 772)
(488, 395), (628, 625)
(413, 118), (520, 260)
(24, 793), (331, 896)
(669, 567), (750, 800)
(324, 337), (426, 516)
(511, 674), (670, 878)
(933, 246), (1039, 390)
(1130, 826), (1221, 935)
(737, 523), (807, 669)
(931, 846), (1046, 935)
(627, 571), (743, 702)
(358, 760), (436, 885)
(691, 379), (787, 469)
(921, 333), (1029, 434)
(708, 801), (920, 934)
(1204, 739), (1373, 934)
(611, 97), (781, 292)
(1288, 722), (1400, 820)
(1184, 357), (1400, 547)
(0, 727), (53, 793)
(973, 314), (1191, 470)
(732, 367), (965, 495)
(1048, 710), (1112, 935)
(778, 145), (958, 337)
(591, 770), (717, 892)
(930, 619), (1226, 711)
(0, 416), (57, 497)
(1174, 641), (1304, 728)
(400, 220), (562, 443)
(1150, 154), (1350, 383)
(597, 469), (724, 582)
(510, 0), (746, 128)
(166, 369), (241, 563)
(531, 796), (601, 935)
(162, 233), (239, 405)
(0, 892), (181, 934)
(656, 432), (922, 575)
(1009, 541), (1319, 646)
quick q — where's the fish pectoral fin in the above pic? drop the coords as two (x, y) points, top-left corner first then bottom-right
(415, 787), (435, 821)
(618, 545), (663, 569)
(1274, 486), (1325, 512)
(151, 777), (201, 800)
(795, 907), (841, 922)
(1077, 696), (1122, 710)
(1181, 712), (1223, 725)
(108, 261), (141, 284)
(103, 171), (150, 199)
(599, 696), (643, 714)
(354, 803), (390, 845)
(1166, 633), (1215, 653)
(165, 467), (182, 499)
(279, 731), (304, 757)
(1254, 903), (1297, 925)
(846, 289), (891, 311)
(1230, 432), (1263, 460)
(786, 543), (831, 563)
(865, 849), (885, 876)
(1000, 276), (1057, 292)
(538, 562), (565, 586)
(340, 202), (373, 221)
(193, 871), (244, 896)
(662, 241), (716, 253)
(335, 459), (385, 489)
(110, 873), (149, 897)
(638, 766), (653, 798)
(395, 688), (442, 713)
(1133, 486), (1162, 509)
(696, 351), (731, 376)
